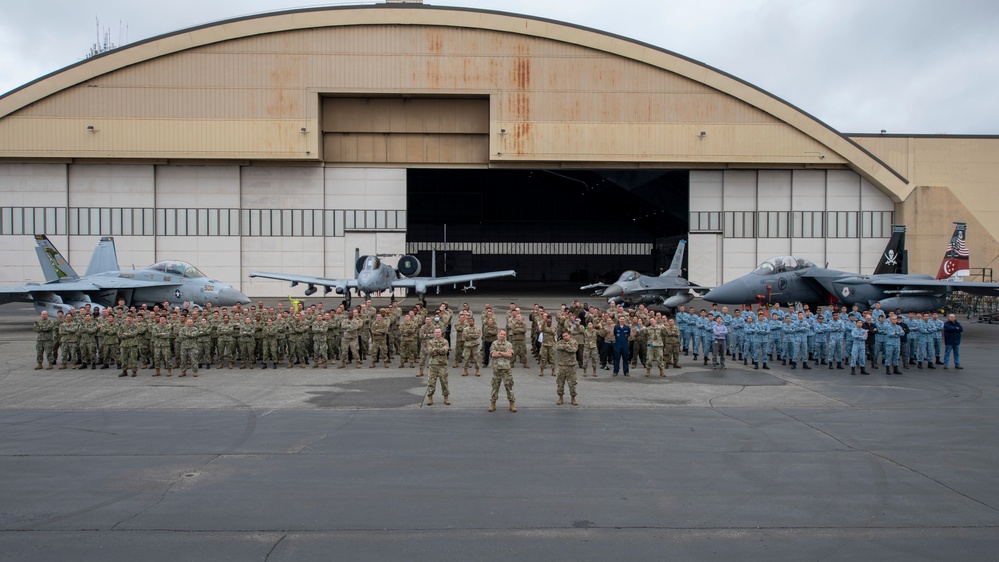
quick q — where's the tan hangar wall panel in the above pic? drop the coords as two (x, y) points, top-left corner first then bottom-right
(855, 136), (999, 274)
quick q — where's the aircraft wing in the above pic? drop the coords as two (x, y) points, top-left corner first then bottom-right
(248, 272), (359, 290)
(393, 270), (516, 290)
(0, 277), (179, 296)
(870, 278), (999, 297)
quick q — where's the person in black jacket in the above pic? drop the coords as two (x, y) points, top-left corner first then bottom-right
(942, 314), (964, 369)
(863, 314), (879, 367)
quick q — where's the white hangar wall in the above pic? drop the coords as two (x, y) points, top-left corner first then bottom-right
(688, 169), (894, 288)
(0, 163), (407, 295)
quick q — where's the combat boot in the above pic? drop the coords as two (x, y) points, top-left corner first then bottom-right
(338, 362), (346, 369)
(272, 362), (277, 369)
(917, 362), (923, 369)
(180, 370), (187, 377)
(46, 363), (54, 370)
(837, 362), (844, 370)
(489, 402), (496, 412)
(34, 363), (42, 370)
(860, 366), (870, 375)
(443, 396), (450, 406)
(592, 367), (597, 376)
(851, 367), (856, 375)
(240, 362), (246, 369)
(262, 362), (268, 369)
(509, 401), (517, 412)
(167, 368), (172, 377)
(886, 366), (891, 375)
(475, 368), (480, 377)
(59, 364), (67, 370)
(153, 368), (161, 377)
(218, 361), (223, 369)
(417, 368), (424, 377)
(893, 366), (902, 375)
(571, 396), (578, 406)
(288, 362), (294, 369)
(462, 368), (468, 377)
(645, 368), (651, 377)
(829, 362), (834, 370)
(426, 396), (433, 406)
(802, 362), (811, 370)
(744, 358), (748, 366)
(118, 369), (128, 377)
(762, 363), (770, 370)
(249, 361), (255, 369)
(659, 368), (665, 377)
(539, 368), (545, 377)
(927, 362), (935, 370)
(556, 395), (564, 405)
(314, 361), (320, 369)
(229, 361), (235, 369)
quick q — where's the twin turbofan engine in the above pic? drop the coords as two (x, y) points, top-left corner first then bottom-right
(354, 254), (422, 277)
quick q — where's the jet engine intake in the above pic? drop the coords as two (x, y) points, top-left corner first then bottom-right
(396, 255), (421, 277)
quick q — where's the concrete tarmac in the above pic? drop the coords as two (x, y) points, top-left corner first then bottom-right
(0, 297), (997, 561)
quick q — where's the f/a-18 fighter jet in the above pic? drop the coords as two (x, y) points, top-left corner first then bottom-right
(251, 251), (515, 307)
(0, 235), (250, 314)
(703, 222), (999, 312)
(581, 240), (707, 307)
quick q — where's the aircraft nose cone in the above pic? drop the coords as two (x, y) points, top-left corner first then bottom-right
(702, 282), (743, 304)
(219, 287), (251, 306)
(602, 284), (624, 298)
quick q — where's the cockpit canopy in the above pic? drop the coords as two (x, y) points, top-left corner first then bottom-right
(364, 256), (380, 271)
(752, 256), (815, 275)
(616, 270), (641, 283)
(148, 260), (206, 278)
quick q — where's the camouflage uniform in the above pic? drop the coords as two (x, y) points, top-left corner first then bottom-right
(581, 325), (599, 376)
(664, 323), (681, 368)
(77, 318), (99, 368)
(369, 316), (390, 367)
(555, 337), (579, 404)
(508, 316), (529, 367)
(260, 321), (281, 369)
(118, 320), (140, 376)
(99, 318), (120, 368)
(399, 315), (419, 368)
(58, 319), (80, 368)
(425, 336), (450, 404)
(33, 315), (58, 368)
(461, 322), (482, 375)
(177, 323), (202, 376)
(238, 320), (256, 368)
(216, 319), (237, 368)
(339, 316), (362, 368)
(489, 338), (515, 410)
(643, 324), (666, 377)
(149, 320), (173, 375)
(416, 320), (436, 375)
(538, 322), (557, 375)
(311, 317), (330, 368)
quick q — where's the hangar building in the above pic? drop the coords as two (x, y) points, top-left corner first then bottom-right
(1, 2), (997, 296)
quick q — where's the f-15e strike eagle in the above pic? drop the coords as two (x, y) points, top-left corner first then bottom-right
(703, 222), (999, 311)
(250, 252), (515, 307)
(0, 235), (250, 314)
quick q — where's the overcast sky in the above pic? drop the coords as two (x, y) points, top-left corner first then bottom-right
(2, 0), (997, 134)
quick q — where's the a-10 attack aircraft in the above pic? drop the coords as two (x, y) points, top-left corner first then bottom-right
(702, 222), (999, 311)
(250, 251), (515, 307)
(581, 240), (708, 307)
(0, 235), (250, 314)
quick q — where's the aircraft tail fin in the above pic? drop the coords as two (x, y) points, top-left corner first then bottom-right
(873, 225), (906, 275)
(661, 240), (686, 277)
(936, 222), (970, 280)
(84, 237), (120, 276)
(33, 235), (78, 282)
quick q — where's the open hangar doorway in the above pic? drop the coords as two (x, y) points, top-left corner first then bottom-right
(406, 169), (690, 290)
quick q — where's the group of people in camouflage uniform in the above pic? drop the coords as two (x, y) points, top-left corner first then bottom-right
(30, 296), (963, 411)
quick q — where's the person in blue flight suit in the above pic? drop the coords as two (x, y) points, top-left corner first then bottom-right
(612, 316), (631, 377)
(882, 315), (904, 375)
(849, 320), (870, 376)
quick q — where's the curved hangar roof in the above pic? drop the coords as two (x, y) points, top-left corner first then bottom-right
(0, 4), (909, 201)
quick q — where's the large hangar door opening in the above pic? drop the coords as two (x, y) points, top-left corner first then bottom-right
(406, 169), (689, 287)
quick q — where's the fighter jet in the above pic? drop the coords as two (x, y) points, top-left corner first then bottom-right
(250, 251), (515, 307)
(580, 240), (706, 307)
(0, 235), (250, 314)
(703, 223), (999, 312)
